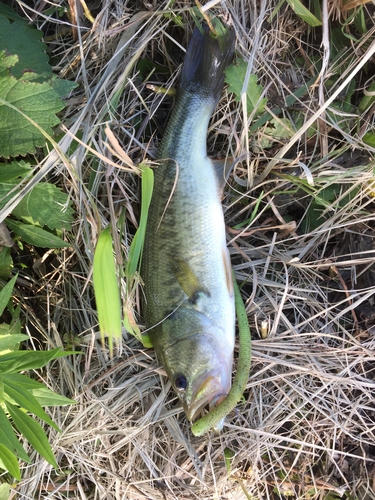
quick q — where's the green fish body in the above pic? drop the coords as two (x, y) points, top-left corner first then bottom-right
(142, 24), (235, 424)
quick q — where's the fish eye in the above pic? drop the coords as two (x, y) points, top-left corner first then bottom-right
(173, 374), (187, 392)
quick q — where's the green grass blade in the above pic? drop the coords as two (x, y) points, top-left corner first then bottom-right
(93, 227), (122, 355)
(0, 443), (20, 480)
(285, 0), (322, 26)
(126, 165), (154, 278)
(0, 274), (17, 317)
(5, 402), (58, 469)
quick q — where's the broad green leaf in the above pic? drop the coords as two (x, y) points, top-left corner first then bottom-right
(0, 334), (29, 352)
(0, 323), (23, 354)
(261, 118), (295, 148)
(0, 442), (20, 480)
(50, 78), (79, 99)
(5, 402), (58, 469)
(0, 161), (32, 182)
(266, 118), (295, 140)
(2, 374), (76, 406)
(225, 60), (267, 116)
(0, 406), (30, 462)
(363, 132), (375, 148)
(0, 274), (17, 317)
(0, 483), (11, 500)
(0, 51), (77, 158)
(93, 227), (122, 354)
(0, 4), (26, 22)
(0, 374), (3, 401)
(5, 219), (71, 248)
(126, 166), (154, 277)
(0, 246), (13, 279)
(285, 0), (322, 26)
(12, 183), (74, 231)
(0, 182), (19, 210)
(3, 380), (60, 431)
(0, 347), (66, 374)
(0, 16), (51, 78)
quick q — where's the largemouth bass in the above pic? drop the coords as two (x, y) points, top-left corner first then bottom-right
(142, 23), (235, 425)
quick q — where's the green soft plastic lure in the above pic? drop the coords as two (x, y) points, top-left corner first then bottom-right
(191, 271), (251, 436)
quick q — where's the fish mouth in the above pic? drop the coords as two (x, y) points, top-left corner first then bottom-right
(184, 370), (230, 422)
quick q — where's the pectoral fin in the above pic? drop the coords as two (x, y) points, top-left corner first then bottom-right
(222, 246), (233, 297)
(211, 158), (234, 194)
(170, 257), (210, 303)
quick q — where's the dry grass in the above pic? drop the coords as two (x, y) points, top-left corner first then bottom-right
(6, 0), (375, 498)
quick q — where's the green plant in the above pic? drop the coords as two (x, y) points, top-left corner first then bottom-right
(0, 275), (76, 482)
(225, 59), (267, 116)
(93, 165), (154, 355)
(0, 8), (76, 276)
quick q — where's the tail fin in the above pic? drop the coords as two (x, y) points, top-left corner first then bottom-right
(180, 22), (235, 102)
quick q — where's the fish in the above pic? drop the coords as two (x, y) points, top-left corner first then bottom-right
(141, 22), (236, 426)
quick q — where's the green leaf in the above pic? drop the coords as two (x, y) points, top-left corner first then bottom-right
(0, 4), (26, 22)
(5, 401), (58, 469)
(261, 118), (295, 148)
(0, 323), (23, 354)
(2, 374), (76, 406)
(93, 227), (122, 354)
(0, 50), (77, 158)
(29, 387), (76, 407)
(0, 274), (17, 317)
(224, 447), (235, 478)
(0, 406), (30, 462)
(0, 483), (11, 500)
(0, 334), (29, 352)
(5, 219), (71, 248)
(225, 60), (267, 116)
(0, 442), (20, 480)
(0, 161), (32, 182)
(126, 166), (154, 277)
(363, 132), (375, 148)
(50, 77), (77, 98)
(136, 59), (169, 79)
(0, 182), (19, 210)
(0, 16), (51, 78)
(3, 379), (60, 431)
(12, 183), (74, 231)
(359, 82), (375, 113)
(0, 347), (65, 374)
(0, 246), (13, 279)
(285, 0), (322, 26)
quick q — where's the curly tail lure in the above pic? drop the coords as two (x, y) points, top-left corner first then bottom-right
(191, 271), (252, 436)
